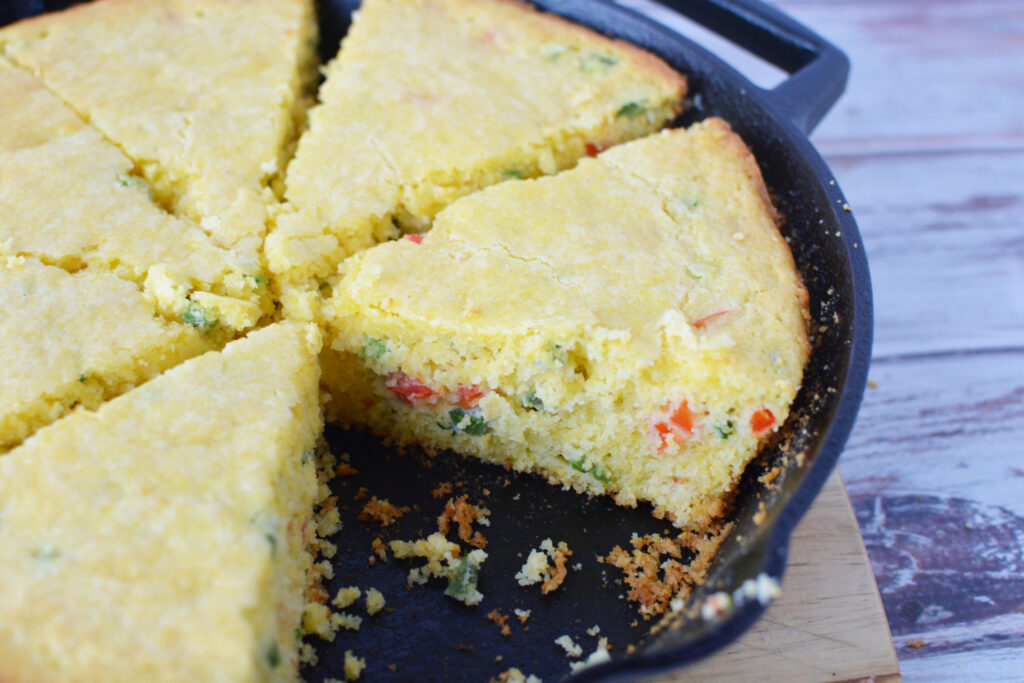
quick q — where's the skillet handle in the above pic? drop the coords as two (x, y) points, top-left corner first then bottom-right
(651, 0), (849, 134)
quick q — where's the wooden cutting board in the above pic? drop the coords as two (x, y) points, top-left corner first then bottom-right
(648, 469), (901, 682)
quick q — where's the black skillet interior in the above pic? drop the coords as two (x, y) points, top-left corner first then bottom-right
(1, 0), (872, 680)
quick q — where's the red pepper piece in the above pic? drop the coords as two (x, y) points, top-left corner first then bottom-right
(386, 372), (437, 404)
(693, 310), (731, 329)
(404, 234), (424, 244)
(670, 399), (696, 434)
(585, 142), (606, 157)
(750, 408), (776, 436)
(456, 384), (484, 409)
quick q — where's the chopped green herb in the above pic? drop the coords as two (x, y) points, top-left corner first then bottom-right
(714, 420), (736, 440)
(590, 466), (612, 484)
(569, 456), (612, 484)
(462, 415), (490, 436)
(438, 408), (490, 436)
(265, 642), (281, 668)
(360, 336), (388, 360)
(182, 302), (215, 330)
(247, 272), (269, 287)
(116, 173), (145, 190)
(445, 551), (485, 605)
(295, 627), (306, 640)
(542, 44), (571, 60)
(685, 265), (705, 281)
(616, 101), (645, 119)
(502, 169), (524, 179)
(78, 374), (89, 383)
(678, 195), (700, 210)
(522, 391), (544, 411)
(581, 51), (619, 72)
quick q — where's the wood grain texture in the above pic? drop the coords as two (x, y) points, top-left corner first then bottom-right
(823, 150), (1024, 358)
(649, 471), (901, 682)
(782, 0), (1024, 155)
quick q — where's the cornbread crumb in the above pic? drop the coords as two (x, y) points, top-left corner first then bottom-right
(344, 650), (366, 680)
(554, 634), (583, 658)
(569, 637), (612, 672)
(390, 532), (462, 584)
(358, 496), (411, 527)
(332, 587), (361, 609)
(491, 668), (543, 683)
(365, 588), (386, 615)
(586, 625), (601, 637)
(438, 494), (491, 548)
(431, 482), (454, 498)
(487, 609), (512, 637)
(330, 612), (363, 632)
(604, 524), (730, 618)
(515, 539), (573, 594)
(514, 608), (532, 623)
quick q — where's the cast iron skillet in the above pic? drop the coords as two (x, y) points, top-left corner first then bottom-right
(318, 0), (872, 678)
(2, 0), (872, 679)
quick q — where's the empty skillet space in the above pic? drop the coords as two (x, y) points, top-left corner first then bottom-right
(309, 426), (684, 681)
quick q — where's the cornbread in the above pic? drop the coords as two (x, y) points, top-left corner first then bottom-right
(0, 58), (269, 331)
(0, 255), (213, 452)
(0, 0), (318, 256)
(266, 0), (685, 320)
(0, 323), (323, 683)
(324, 118), (810, 527)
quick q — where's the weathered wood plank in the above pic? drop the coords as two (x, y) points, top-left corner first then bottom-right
(843, 351), (1024, 514)
(823, 149), (1024, 358)
(779, 0), (1024, 153)
(842, 351), (1024, 676)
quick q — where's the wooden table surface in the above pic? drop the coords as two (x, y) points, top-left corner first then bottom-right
(625, 0), (1024, 679)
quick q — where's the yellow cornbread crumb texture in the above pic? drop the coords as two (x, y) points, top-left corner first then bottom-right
(324, 118), (810, 528)
(0, 255), (214, 452)
(0, 323), (323, 683)
(0, 59), (270, 332)
(268, 0), (685, 320)
(0, 0), (319, 256)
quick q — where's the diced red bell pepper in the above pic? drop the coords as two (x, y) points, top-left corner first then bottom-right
(403, 233), (424, 244)
(654, 421), (673, 453)
(750, 408), (776, 436)
(670, 399), (696, 434)
(386, 372), (437, 404)
(585, 142), (606, 157)
(693, 310), (731, 329)
(456, 384), (484, 409)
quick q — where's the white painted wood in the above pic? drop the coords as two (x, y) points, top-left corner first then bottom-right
(842, 351), (1024, 515)
(824, 149), (1024, 358)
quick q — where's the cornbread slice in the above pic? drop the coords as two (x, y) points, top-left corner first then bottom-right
(0, 255), (214, 452)
(0, 323), (323, 682)
(0, 0), (318, 256)
(0, 58), (268, 331)
(324, 119), (810, 527)
(267, 0), (685, 320)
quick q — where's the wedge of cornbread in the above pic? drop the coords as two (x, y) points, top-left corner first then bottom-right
(267, 0), (686, 320)
(0, 255), (215, 452)
(324, 119), (810, 528)
(0, 58), (269, 332)
(0, 0), (318, 257)
(0, 323), (323, 682)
